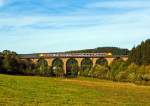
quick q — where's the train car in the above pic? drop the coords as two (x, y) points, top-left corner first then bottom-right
(38, 52), (112, 58)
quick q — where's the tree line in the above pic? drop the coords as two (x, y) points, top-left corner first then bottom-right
(128, 39), (150, 65)
(66, 47), (129, 55)
(0, 39), (150, 85)
(0, 50), (51, 76)
(84, 39), (150, 85)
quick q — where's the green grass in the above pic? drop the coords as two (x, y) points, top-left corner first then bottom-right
(0, 74), (150, 106)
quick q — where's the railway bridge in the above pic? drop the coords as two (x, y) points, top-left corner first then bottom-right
(20, 53), (128, 74)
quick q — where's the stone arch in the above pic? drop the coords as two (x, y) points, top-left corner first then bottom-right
(66, 58), (79, 77)
(80, 58), (93, 76)
(36, 58), (49, 75)
(52, 58), (64, 68)
(52, 58), (64, 76)
(81, 58), (93, 70)
(96, 57), (108, 66)
(37, 58), (48, 65)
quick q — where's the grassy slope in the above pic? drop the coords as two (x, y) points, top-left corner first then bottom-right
(0, 74), (150, 106)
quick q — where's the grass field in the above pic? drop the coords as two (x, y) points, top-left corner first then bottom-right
(0, 74), (150, 106)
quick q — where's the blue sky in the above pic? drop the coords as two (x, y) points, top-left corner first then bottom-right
(0, 0), (150, 53)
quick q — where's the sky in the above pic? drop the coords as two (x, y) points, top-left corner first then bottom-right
(0, 0), (150, 53)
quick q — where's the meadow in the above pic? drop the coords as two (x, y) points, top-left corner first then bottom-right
(0, 74), (150, 106)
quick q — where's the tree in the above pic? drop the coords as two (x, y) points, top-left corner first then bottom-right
(142, 39), (150, 65)
(128, 39), (150, 65)
(2, 53), (20, 74)
(109, 58), (128, 81)
(96, 58), (108, 66)
(2, 50), (17, 56)
(90, 65), (109, 79)
(52, 58), (64, 77)
(0, 54), (3, 71)
(66, 47), (129, 55)
(19, 59), (35, 75)
(136, 65), (150, 82)
(80, 58), (93, 76)
(66, 58), (79, 77)
(116, 63), (138, 82)
(35, 58), (49, 76)
(53, 66), (64, 77)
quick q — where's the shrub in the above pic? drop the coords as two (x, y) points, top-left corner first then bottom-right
(53, 66), (64, 77)
(126, 63), (138, 82)
(0, 55), (4, 71)
(90, 65), (109, 79)
(35, 58), (49, 76)
(115, 71), (128, 82)
(115, 63), (139, 82)
(137, 65), (150, 82)
(109, 59), (128, 81)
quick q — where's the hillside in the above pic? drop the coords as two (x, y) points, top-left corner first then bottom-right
(66, 47), (129, 55)
(0, 74), (150, 106)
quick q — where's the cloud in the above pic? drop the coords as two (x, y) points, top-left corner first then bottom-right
(0, 0), (150, 53)
(0, 0), (150, 32)
(0, 15), (105, 31)
(1, 6), (150, 30)
(86, 1), (150, 9)
(0, 0), (78, 16)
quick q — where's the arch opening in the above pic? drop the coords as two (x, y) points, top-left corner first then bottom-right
(96, 58), (108, 66)
(36, 58), (49, 76)
(52, 58), (64, 77)
(80, 58), (93, 76)
(66, 58), (79, 77)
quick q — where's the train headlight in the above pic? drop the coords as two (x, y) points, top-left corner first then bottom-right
(108, 53), (112, 56)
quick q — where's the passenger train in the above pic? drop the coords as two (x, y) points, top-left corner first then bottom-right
(39, 52), (112, 58)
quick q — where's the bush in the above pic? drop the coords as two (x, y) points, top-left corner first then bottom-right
(53, 67), (64, 77)
(35, 58), (49, 76)
(80, 69), (91, 77)
(109, 59), (128, 81)
(126, 63), (138, 82)
(115, 71), (128, 82)
(0, 55), (3, 71)
(2, 55), (21, 74)
(90, 65), (109, 79)
(136, 65), (150, 82)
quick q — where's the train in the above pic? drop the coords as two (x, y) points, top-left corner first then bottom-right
(39, 52), (112, 58)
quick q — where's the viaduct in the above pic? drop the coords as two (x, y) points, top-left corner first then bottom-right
(20, 53), (128, 74)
